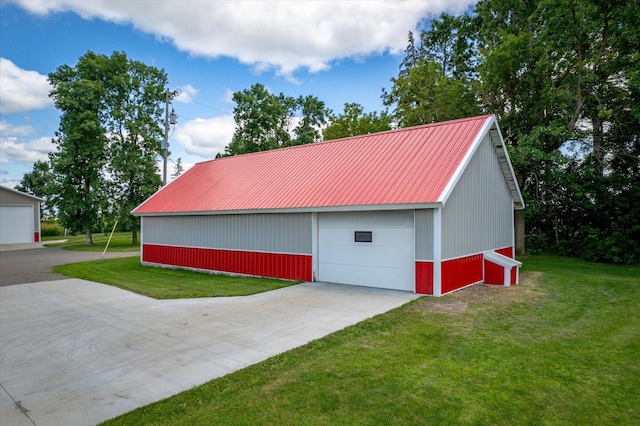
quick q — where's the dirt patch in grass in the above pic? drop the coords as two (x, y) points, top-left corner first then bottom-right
(414, 272), (543, 314)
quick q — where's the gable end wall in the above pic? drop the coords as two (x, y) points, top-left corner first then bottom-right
(441, 133), (514, 259)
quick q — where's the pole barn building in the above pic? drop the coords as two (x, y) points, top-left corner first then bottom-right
(0, 186), (43, 244)
(133, 114), (524, 296)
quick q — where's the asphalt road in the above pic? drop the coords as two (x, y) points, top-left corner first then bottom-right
(0, 245), (139, 286)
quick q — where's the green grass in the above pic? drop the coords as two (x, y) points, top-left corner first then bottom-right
(101, 255), (640, 425)
(41, 235), (68, 242)
(53, 256), (299, 299)
(44, 231), (140, 252)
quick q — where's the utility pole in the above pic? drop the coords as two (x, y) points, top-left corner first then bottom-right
(163, 89), (179, 186)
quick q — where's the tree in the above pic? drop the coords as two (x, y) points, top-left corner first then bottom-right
(15, 160), (55, 218)
(223, 83), (329, 155)
(323, 103), (392, 141)
(473, 0), (639, 260)
(387, 0), (639, 263)
(48, 51), (166, 245)
(102, 52), (166, 244)
(171, 158), (185, 178)
(49, 52), (109, 245)
(292, 95), (328, 145)
(419, 12), (477, 79)
(382, 59), (479, 128)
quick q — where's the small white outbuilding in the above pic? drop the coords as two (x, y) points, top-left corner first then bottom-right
(0, 185), (43, 244)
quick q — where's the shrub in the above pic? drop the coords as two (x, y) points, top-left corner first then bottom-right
(41, 221), (64, 237)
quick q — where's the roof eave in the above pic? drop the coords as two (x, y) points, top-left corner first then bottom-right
(0, 185), (45, 202)
(437, 115), (525, 210)
(133, 202), (444, 217)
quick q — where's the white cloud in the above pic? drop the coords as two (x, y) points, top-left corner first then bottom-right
(223, 89), (235, 104)
(11, 0), (475, 76)
(0, 121), (38, 138)
(174, 115), (235, 159)
(0, 176), (20, 189)
(0, 58), (53, 113)
(0, 135), (54, 164)
(174, 84), (198, 103)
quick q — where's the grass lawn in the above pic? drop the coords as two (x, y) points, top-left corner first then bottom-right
(44, 231), (140, 252)
(101, 255), (640, 425)
(53, 256), (299, 298)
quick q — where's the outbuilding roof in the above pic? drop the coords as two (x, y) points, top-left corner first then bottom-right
(0, 185), (45, 202)
(133, 114), (523, 216)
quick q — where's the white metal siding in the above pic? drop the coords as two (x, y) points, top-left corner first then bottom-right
(318, 210), (414, 291)
(0, 188), (40, 234)
(415, 209), (434, 261)
(441, 134), (514, 259)
(0, 206), (33, 244)
(142, 213), (312, 254)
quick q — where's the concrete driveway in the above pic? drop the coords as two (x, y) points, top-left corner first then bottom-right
(0, 278), (419, 425)
(0, 242), (138, 286)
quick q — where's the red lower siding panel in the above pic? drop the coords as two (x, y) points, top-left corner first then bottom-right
(415, 261), (434, 295)
(485, 246), (517, 285)
(484, 260), (504, 285)
(142, 244), (312, 282)
(441, 254), (483, 294)
(495, 246), (514, 258)
(34, 232), (40, 242)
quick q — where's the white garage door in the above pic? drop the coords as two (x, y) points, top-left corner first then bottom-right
(0, 205), (34, 244)
(318, 210), (415, 292)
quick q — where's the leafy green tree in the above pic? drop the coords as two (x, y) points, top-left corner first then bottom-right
(474, 0), (639, 260)
(389, 0), (640, 263)
(323, 103), (392, 141)
(382, 59), (479, 128)
(292, 95), (328, 145)
(224, 84), (329, 155)
(102, 52), (166, 244)
(419, 13), (477, 79)
(49, 52), (110, 245)
(15, 159), (56, 218)
(48, 51), (166, 245)
(225, 84), (293, 155)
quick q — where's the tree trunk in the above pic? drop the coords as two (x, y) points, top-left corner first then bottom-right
(514, 172), (525, 256)
(132, 229), (138, 245)
(85, 227), (93, 245)
(592, 115), (604, 177)
(515, 209), (525, 256)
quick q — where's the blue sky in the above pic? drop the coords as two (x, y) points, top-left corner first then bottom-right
(0, 0), (475, 188)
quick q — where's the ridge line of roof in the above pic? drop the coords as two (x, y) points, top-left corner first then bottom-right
(199, 114), (495, 166)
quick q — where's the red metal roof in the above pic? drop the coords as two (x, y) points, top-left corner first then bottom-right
(134, 115), (495, 215)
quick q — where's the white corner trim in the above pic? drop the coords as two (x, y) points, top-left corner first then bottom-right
(140, 216), (144, 263)
(433, 207), (442, 297)
(311, 212), (319, 282)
